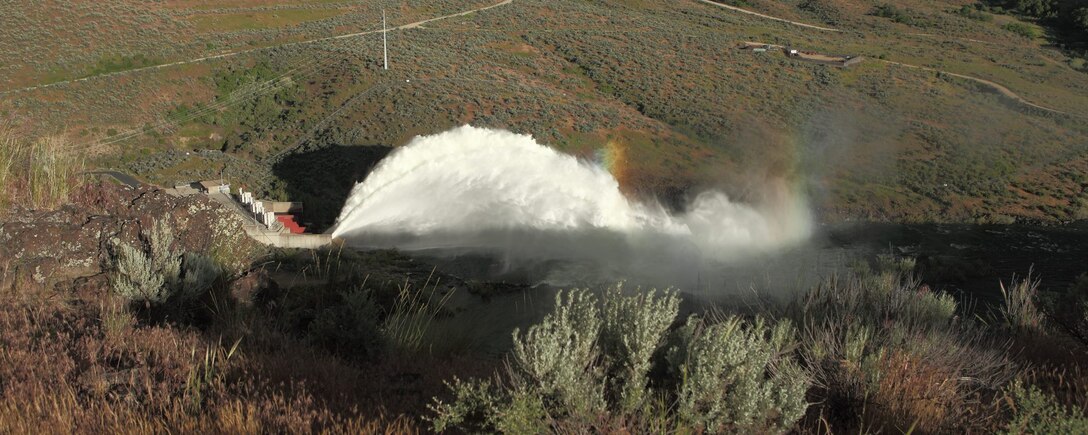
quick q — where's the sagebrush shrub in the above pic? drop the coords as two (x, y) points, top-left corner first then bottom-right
(111, 220), (221, 308)
(510, 289), (605, 418)
(599, 285), (680, 413)
(181, 252), (220, 301)
(112, 242), (169, 304)
(667, 315), (809, 433)
(430, 377), (506, 433)
(431, 286), (809, 433)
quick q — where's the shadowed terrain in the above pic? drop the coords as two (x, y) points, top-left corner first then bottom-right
(273, 144), (391, 232)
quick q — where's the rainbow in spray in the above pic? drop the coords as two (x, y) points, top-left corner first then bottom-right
(594, 139), (629, 188)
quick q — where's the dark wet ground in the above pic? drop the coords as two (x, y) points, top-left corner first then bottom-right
(404, 222), (1088, 308)
(353, 222), (1087, 355)
(825, 222), (1088, 303)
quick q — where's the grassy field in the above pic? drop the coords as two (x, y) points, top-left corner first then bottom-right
(3, 0), (1088, 225)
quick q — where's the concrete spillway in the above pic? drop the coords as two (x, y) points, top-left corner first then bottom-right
(205, 192), (335, 250)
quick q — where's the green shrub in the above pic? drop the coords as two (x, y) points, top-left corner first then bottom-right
(872, 4), (919, 26)
(430, 377), (507, 433)
(667, 315), (809, 433)
(87, 54), (158, 77)
(995, 0), (1058, 19)
(600, 286), (680, 412)
(799, 0), (843, 25)
(1077, 7), (1088, 35)
(509, 289), (606, 419)
(430, 286), (809, 433)
(305, 287), (383, 360)
(110, 220), (221, 309)
(1004, 22), (1040, 38)
(955, 5), (994, 21)
(1004, 381), (1088, 433)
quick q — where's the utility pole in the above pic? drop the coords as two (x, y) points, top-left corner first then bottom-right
(382, 8), (389, 70)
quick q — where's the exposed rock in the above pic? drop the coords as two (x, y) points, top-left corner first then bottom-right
(1, 182), (265, 291)
(229, 268), (277, 307)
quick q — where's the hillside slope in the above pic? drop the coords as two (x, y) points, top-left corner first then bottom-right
(4, 0), (1088, 225)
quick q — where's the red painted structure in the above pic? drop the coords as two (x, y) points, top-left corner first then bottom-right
(276, 215), (306, 234)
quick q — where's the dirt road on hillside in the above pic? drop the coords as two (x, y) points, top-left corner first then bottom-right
(694, 0), (842, 32)
(696, 0), (1073, 115)
(878, 60), (1068, 115)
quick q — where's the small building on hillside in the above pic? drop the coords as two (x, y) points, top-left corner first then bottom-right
(198, 180), (230, 194)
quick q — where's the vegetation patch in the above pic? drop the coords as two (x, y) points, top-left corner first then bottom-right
(187, 9), (348, 33)
(1004, 21), (1043, 38)
(982, 0), (1088, 47)
(871, 4), (925, 26)
(0, 123), (84, 212)
(430, 286), (810, 433)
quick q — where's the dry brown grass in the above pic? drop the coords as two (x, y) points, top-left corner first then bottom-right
(1006, 330), (1088, 416)
(0, 394), (420, 434)
(0, 277), (498, 433)
(795, 271), (1016, 433)
(1019, 365), (1088, 415)
(0, 121), (84, 212)
(1000, 272), (1045, 333)
(869, 349), (961, 432)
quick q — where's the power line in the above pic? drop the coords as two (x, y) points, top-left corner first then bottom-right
(383, 7), (390, 71)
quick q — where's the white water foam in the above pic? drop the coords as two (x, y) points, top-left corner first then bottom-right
(331, 126), (811, 274)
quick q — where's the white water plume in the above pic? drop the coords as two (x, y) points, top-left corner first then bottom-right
(331, 126), (812, 276)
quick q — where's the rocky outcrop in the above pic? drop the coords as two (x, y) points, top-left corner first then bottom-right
(0, 182), (264, 290)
